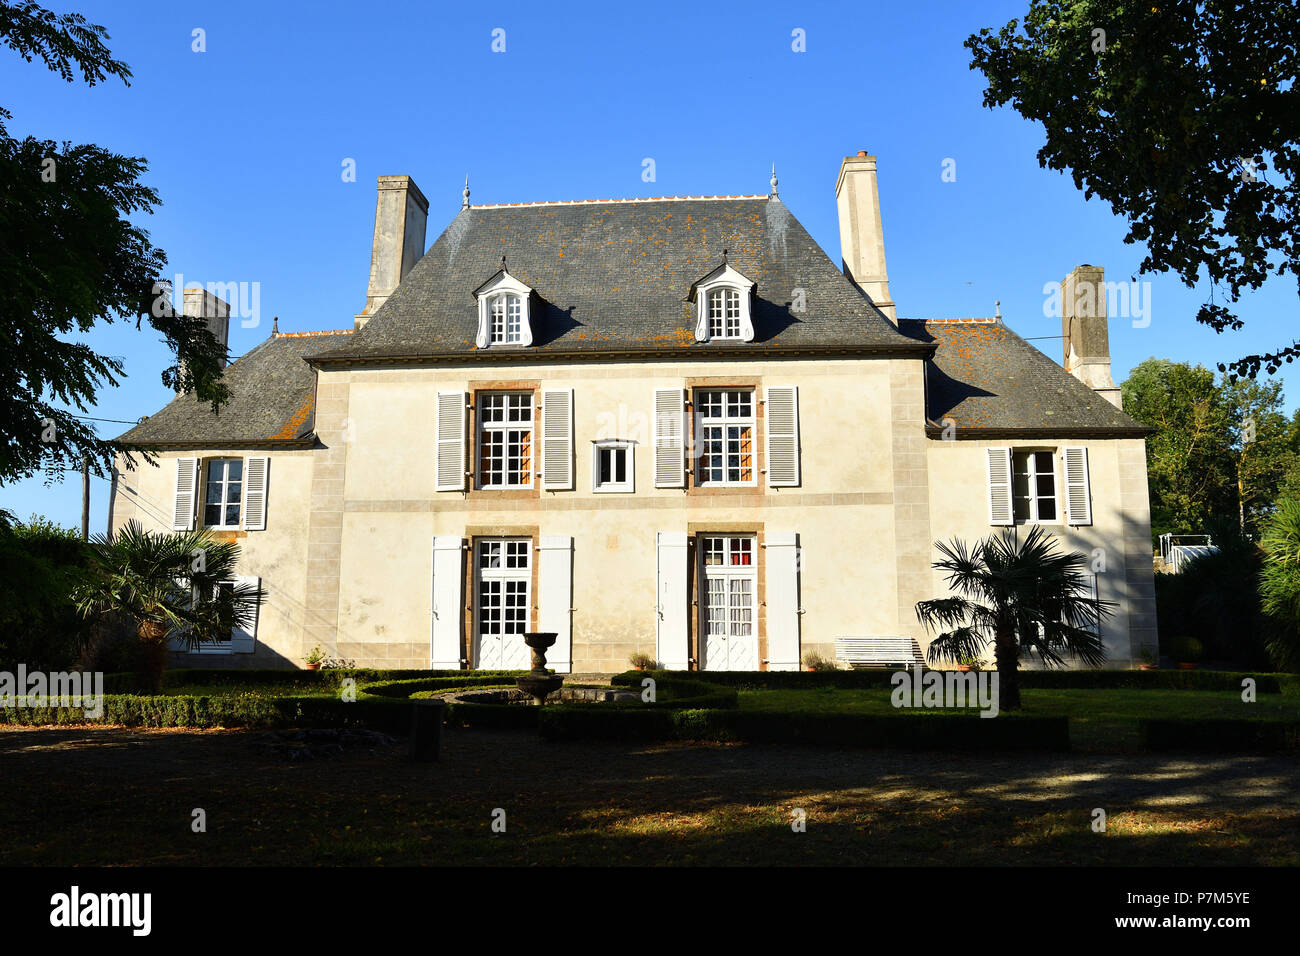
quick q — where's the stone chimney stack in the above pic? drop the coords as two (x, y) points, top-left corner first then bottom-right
(177, 287), (231, 393)
(355, 175), (429, 330)
(835, 151), (896, 323)
(1061, 264), (1122, 408)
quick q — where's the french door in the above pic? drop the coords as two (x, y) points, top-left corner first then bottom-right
(474, 538), (531, 669)
(699, 535), (758, 671)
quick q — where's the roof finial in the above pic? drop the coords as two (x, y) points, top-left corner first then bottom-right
(995, 300), (1002, 320)
(722, 247), (729, 263)
(769, 163), (778, 198)
(271, 316), (279, 336)
(501, 254), (507, 272)
(462, 175), (471, 209)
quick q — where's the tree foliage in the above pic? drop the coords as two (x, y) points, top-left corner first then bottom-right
(0, 1), (229, 487)
(1122, 357), (1298, 536)
(968, 0), (1300, 377)
(1259, 497), (1300, 671)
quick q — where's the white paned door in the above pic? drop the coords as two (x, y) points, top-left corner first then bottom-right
(474, 538), (531, 670)
(700, 535), (758, 671)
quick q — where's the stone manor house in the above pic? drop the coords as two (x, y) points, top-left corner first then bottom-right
(110, 152), (1158, 672)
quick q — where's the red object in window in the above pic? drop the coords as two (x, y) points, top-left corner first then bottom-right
(733, 553), (751, 566)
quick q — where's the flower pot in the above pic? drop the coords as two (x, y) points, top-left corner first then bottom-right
(806, 667), (817, 672)
(957, 665), (973, 672)
(1138, 663), (1157, 671)
(305, 662), (321, 671)
(1177, 662), (1198, 670)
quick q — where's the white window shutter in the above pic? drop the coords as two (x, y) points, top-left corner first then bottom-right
(541, 389), (574, 490)
(230, 575), (259, 653)
(436, 391), (468, 491)
(1064, 446), (1093, 526)
(242, 457), (269, 530)
(538, 536), (573, 673)
(172, 457), (198, 530)
(986, 447), (1013, 526)
(765, 386), (800, 487)
(655, 532), (689, 670)
(653, 388), (686, 488)
(765, 531), (801, 670)
(431, 536), (465, 669)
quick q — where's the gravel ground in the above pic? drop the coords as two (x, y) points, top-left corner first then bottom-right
(1, 725), (1296, 865)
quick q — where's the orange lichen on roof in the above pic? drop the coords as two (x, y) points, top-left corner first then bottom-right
(274, 329), (356, 338)
(473, 195), (767, 209)
(270, 392), (314, 440)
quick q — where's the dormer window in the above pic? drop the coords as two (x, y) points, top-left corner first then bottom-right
(690, 262), (755, 343)
(474, 269), (534, 348)
(490, 293), (524, 344)
(708, 288), (742, 339)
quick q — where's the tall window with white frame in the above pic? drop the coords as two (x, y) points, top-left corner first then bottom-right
(1013, 450), (1057, 523)
(490, 293), (523, 345)
(203, 458), (242, 528)
(708, 288), (742, 339)
(699, 535), (758, 671)
(695, 389), (755, 486)
(475, 538), (531, 669)
(478, 392), (533, 488)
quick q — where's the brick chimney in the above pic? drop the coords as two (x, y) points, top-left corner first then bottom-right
(176, 287), (231, 392)
(355, 175), (429, 329)
(835, 151), (896, 322)
(1061, 264), (1122, 408)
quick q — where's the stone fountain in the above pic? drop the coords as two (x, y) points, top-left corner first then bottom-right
(516, 632), (564, 705)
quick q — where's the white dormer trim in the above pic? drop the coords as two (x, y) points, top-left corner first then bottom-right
(692, 263), (755, 343)
(474, 270), (534, 348)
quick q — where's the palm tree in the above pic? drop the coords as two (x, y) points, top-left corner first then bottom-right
(1259, 497), (1300, 671)
(72, 520), (264, 691)
(915, 526), (1112, 710)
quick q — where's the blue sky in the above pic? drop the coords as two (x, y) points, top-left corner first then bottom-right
(3, 0), (1295, 530)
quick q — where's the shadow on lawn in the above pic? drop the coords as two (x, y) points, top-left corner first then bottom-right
(0, 727), (1296, 866)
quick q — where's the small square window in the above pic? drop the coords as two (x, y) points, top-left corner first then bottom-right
(592, 440), (634, 493)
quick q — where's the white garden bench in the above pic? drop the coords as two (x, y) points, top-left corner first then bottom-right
(834, 636), (924, 669)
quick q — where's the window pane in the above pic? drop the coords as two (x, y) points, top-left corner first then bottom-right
(225, 504), (240, 526)
(204, 504), (221, 526)
(1039, 499), (1057, 520)
(613, 448), (625, 482)
(228, 459), (243, 481)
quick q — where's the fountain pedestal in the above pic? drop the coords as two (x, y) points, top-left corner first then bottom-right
(516, 632), (563, 705)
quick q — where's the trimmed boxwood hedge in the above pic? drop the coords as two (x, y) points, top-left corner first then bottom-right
(539, 706), (1071, 750)
(616, 668), (1289, 694)
(1140, 718), (1299, 751)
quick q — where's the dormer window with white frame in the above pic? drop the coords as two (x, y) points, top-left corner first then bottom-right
(474, 269), (534, 348)
(691, 262), (755, 343)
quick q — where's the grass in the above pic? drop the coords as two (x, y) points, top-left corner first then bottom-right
(737, 686), (1300, 750)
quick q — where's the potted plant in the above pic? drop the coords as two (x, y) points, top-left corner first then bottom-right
(956, 654), (982, 673)
(304, 645), (324, 671)
(629, 652), (658, 671)
(1137, 648), (1158, 671)
(1175, 636), (1203, 670)
(802, 651), (834, 672)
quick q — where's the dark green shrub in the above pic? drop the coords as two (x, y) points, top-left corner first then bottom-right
(1140, 719), (1299, 751)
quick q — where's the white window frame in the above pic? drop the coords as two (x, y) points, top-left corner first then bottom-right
(489, 293), (524, 344)
(473, 538), (532, 668)
(592, 439), (635, 493)
(693, 264), (755, 343)
(474, 271), (533, 348)
(1012, 448), (1061, 525)
(477, 391), (535, 490)
(695, 388), (757, 487)
(202, 458), (244, 530)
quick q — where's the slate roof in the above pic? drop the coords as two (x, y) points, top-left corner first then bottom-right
(118, 197), (1150, 446)
(117, 332), (341, 447)
(309, 196), (923, 363)
(898, 318), (1150, 436)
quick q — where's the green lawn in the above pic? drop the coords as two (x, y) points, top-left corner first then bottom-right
(738, 686), (1300, 750)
